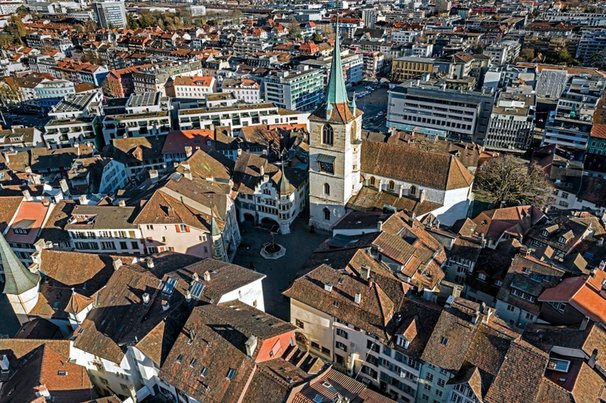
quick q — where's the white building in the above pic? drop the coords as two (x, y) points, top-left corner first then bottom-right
(221, 78), (262, 104)
(264, 66), (325, 112)
(93, 0), (127, 28)
(387, 82), (494, 143)
(233, 153), (307, 234)
(65, 204), (145, 255)
(484, 92), (536, 152)
(178, 103), (309, 131)
(44, 90), (103, 148)
(166, 75), (215, 99)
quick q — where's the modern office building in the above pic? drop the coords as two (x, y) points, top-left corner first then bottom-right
(484, 92), (536, 152)
(387, 82), (494, 143)
(93, 0), (127, 29)
(264, 66), (324, 111)
(543, 75), (605, 150)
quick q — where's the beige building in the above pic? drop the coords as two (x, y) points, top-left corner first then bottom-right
(391, 56), (436, 82)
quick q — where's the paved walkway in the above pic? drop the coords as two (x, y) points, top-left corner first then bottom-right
(234, 216), (328, 321)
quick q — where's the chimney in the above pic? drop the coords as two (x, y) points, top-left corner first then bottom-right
(146, 257), (154, 268)
(184, 146), (193, 158)
(149, 169), (159, 183)
(354, 293), (362, 304)
(183, 169), (193, 180)
(161, 299), (170, 311)
(377, 221), (383, 232)
(419, 189), (426, 202)
(362, 264), (371, 281)
(245, 335), (258, 358)
(112, 258), (122, 271)
(59, 179), (69, 194)
(193, 272), (200, 282)
(118, 200), (126, 207)
(324, 283), (333, 292)
(580, 316), (590, 331)
(203, 270), (211, 282)
(589, 348), (598, 368)
(79, 194), (88, 205)
(22, 189), (32, 201)
(142, 293), (150, 304)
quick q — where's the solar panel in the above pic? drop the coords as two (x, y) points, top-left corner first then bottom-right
(190, 281), (205, 300)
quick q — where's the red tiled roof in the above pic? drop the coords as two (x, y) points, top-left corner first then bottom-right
(539, 270), (606, 325)
(591, 123), (606, 140)
(161, 130), (215, 155)
(5, 201), (50, 244)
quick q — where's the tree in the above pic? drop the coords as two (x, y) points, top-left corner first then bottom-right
(474, 155), (553, 208)
(288, 19), (301, 39)
(311, 32), (324, 43)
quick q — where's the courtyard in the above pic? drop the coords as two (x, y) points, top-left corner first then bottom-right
(233, 215), (328, 321)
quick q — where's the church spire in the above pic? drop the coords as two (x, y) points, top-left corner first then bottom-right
(326, 14), (348, 106)
(0, 231), (39, 295)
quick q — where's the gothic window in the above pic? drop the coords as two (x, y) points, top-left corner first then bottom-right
(388, 180), (395, 191)
(322, 124), (334, 146)
(323, 208), (331, 221)
(324, 183), (330, 195)
(369, 176), (376, 186)
(410, 185), (417, 195)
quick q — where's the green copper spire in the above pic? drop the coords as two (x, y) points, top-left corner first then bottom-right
(326, 16), (348, 106)
(0, 231), (39, 295)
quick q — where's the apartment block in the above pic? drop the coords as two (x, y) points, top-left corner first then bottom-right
(264, 67), (324, 111)
(44, 91), (103, 148)
(543, 75), (605, 150)
(178, 103), (309, 131)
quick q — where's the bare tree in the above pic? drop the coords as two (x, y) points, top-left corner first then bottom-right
(474, 155), (553, 208)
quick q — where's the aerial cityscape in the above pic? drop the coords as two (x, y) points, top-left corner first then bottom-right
(0, 0), (605, 402)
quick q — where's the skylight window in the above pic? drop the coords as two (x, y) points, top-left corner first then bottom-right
(163, 277), (177, 295)
(226, 368), (236, 380)
(548, 358), (570, 373)
(200, 366), (208, 377)
(440, 336), (448, 345)
(176, 354), (184, 364)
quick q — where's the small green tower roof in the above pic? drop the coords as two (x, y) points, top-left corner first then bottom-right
(0, 231), (39, 295)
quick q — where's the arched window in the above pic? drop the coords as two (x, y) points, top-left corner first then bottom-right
(369, 176), (376, 186)
(388, 180), (395, 191)
(410, 185), (417, 195)
(322, 124), (333, 146)
(323, 208), (331, 221)
(323, 183), (330, 195)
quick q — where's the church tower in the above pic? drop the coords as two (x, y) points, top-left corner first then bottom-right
(308, 21), (363, 231)
(0, 231), (40, 325)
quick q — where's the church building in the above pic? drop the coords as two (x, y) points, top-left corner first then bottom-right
(308, 25), (474, 231)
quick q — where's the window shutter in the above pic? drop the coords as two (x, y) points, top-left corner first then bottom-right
(175, 224), (181, 233)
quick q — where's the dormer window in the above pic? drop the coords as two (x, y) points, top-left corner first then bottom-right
(542, 230), (549, 237)
(558, 236), (566, 244)
(396, 335), (410, 349)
